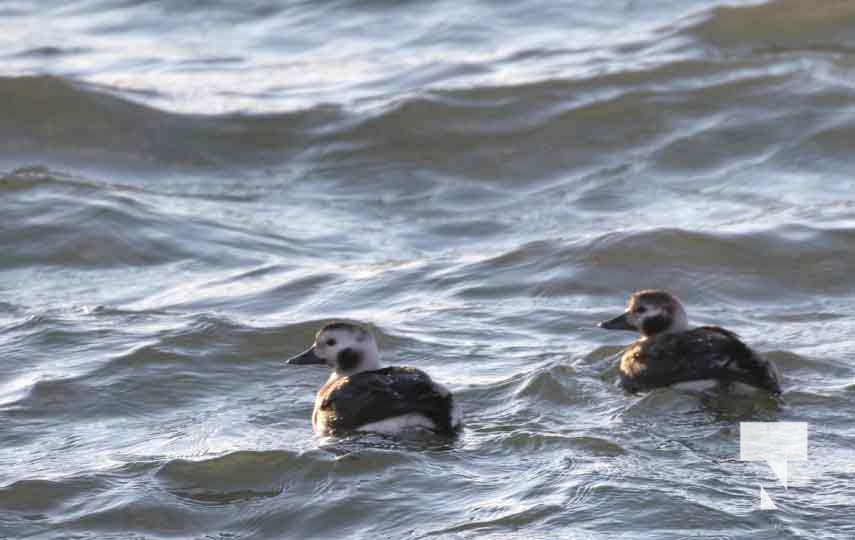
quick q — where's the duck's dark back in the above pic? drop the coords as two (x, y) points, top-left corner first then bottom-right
(619, 326), (781, 394)
(315, 367), (457, 434)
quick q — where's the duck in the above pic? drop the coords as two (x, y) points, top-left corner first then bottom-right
(286, 321), (462, 436)
(598, 290), (781, 395)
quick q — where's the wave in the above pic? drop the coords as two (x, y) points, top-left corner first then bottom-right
(2, 39), (845, 187)
(0, 166), (308, 271)
(429, 225), (855, 307)
(686, 0), (855, 55)
(156, 450), (316, 504)
(0, 76), (342, 172)
(0, 477), (101, 513)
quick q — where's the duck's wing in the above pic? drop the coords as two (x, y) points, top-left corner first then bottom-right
(318, 367), (457, 434)
(645, 327), (781, 393)
(693, 326), (781, 393)
(622, 327), (781, 394)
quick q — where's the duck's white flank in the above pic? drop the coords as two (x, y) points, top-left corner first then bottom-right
(670, 379), (719, 392)
(356, 413), (438, 434)
(670, 380), (769, 394)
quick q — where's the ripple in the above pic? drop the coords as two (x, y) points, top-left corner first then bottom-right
(514, 364), (579, 403)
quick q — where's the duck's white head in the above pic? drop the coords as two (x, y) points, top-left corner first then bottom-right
(598, 289), (689, 338)
(286, 321), (381, 377)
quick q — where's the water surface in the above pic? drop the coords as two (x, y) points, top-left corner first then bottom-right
(1, 1), (854, 538)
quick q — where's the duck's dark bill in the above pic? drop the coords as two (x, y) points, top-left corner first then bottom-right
(286, 347), (325, 365)
(598, 313), (635, 331)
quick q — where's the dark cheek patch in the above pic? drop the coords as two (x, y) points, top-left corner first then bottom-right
(641, 315), (670, 335)
(337, 348), (362, 371)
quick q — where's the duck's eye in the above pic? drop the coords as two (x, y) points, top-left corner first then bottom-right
(326, 338), (336, 347)
(635, 306), (647, 314)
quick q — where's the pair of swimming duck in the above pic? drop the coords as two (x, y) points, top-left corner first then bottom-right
(287, 290), (782, 436)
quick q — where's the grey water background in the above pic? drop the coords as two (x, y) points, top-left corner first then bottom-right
(1, 0), (854, 538)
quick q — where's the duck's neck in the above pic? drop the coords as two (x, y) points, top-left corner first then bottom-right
(669, 307), (689, 333)
(328, 353), (382, 383)
(641, 308), (689, 340)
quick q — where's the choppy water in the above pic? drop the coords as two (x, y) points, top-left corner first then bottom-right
(2, 1), (855, 538)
